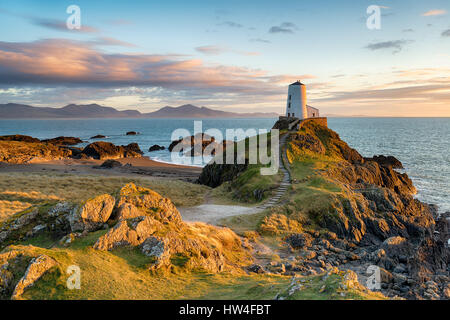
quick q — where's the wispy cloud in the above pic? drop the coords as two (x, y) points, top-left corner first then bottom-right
(249, 38), (271, 43)
(217, 21), (243, 28)
(442, 29), (450, 37)
(422, 9), (447, 16)
(90, 37), (136, 47)
(195, 45), (226, 55)
(33, 18), (99, 33)
(269, 22), (297, 34)
(365, 40), (414, 53)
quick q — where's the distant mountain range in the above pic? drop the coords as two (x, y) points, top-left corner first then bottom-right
(0, 103), (279, 119)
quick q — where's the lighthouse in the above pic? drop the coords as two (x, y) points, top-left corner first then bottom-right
(285, 80), (307, 119)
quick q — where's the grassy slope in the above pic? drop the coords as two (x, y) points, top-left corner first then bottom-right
(0, 172), (209, 222)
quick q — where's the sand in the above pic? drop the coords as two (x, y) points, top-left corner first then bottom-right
(0, 156), (202, 182)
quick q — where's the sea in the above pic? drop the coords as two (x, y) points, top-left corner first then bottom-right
(0, 118), (449, 213)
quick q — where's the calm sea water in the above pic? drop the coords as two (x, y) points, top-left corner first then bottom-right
(0, 118), (448, 212)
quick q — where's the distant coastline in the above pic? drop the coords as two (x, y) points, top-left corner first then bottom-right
(0, 103), (279, 119)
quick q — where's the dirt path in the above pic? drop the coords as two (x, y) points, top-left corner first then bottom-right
(179, 204), (261, 224)
(180, 132), (292, 224)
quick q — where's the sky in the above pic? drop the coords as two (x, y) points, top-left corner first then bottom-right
(0, 0), (449, 116)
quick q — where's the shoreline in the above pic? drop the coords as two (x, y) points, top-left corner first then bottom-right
(0, 156), (203, 183)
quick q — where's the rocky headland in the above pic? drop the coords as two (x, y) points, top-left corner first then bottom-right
(198, 119), (449, 299)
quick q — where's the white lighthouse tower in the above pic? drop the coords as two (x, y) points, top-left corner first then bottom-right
(286, 80), (307, 119)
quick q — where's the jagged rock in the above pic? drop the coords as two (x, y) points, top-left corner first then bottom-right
(285, 233), (313, 249)
(48, 202), (73, 217)
(114, 203), (142, 220)
(93, 216), (163, 251)
(140, 237), (170, 269)
(364, 155), (403, 169)
(116, 183), (181, 224)
(69, 194), (115, 232)
(11, 255), (57, 300)
(9, 208), (39, 231)
(247, 264), (265, 274)
(42, 136), (83, 146)
(126, 131), (138, 136)
(149, 145), (165, 152)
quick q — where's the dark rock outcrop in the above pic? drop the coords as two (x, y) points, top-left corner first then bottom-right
(198, 162), (248, 188)
(90, 135), (106, 139)
(364, 155), (404, 169)
(80, 142), (143, 160)
(42, 136), (83, 146)
(126, 131), (138, 136)
(98, 159), (122, 169)
(149, 145), (165, 152)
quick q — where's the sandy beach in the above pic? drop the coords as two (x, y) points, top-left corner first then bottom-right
(0, 156), (202, 182)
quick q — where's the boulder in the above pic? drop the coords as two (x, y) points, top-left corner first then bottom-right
(126, 131), (138, 136)
(247, 264), (265, 274)
(149, 145), (165, 152)
(11, 255), (57, 300)
(69, 194), (115, 232)
(98, 159), (122, 169)
(80, 142), (143, 160)
(140, 237), (170, 269)
(116, 183), (182, 224)
(114, 203), (142, 220)
(93, 216), (163, 251)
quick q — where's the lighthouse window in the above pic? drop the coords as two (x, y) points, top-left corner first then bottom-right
(288, 102), (291, 108)
(289, 95), (291, 101)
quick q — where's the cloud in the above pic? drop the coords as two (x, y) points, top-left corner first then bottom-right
(249, 38), (271, 43)
(422, 9), (447, 16)
(442, 29), (450, 37)
(195, 45), (226, 55)
(91, 37), (136, 47)
(402, 29), (414, 33)
(365, 40), (413, 53)
(32, 18), (99, 33)
(0, 39), (301, 96)
(218, 21), (243, 28)
(269, 22), (297, 34)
